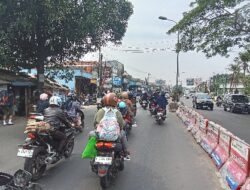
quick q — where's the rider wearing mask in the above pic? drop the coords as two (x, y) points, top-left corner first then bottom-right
(156, 91), (168, 116)
(44, 96), (72, 155)
(93, 93), (130, 160)
(36, 93), (49, 114)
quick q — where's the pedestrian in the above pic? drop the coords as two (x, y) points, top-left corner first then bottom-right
(0, 89), (15, 126)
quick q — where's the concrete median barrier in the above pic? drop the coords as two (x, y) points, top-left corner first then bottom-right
(176, 103), (250, 190)
(241, 178), (250, 190)
(200, 121), (220, 155)
(211, 128), (231, 169)
(220, 137), (250, 190)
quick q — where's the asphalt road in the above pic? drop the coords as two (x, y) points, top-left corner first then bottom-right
(0, 105), (222, 190)
(181, 97), (250, 144)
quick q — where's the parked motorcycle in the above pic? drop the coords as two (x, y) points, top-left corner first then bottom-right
(155, 107), (166, 125)
(17, 124), (75, 180)
(141, 100), (148, 110)
(90, 140), (124, 189)
(0, 169), (42, 190)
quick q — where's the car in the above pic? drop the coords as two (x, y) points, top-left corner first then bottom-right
(192, 93), (214, 110)
(223, 94), (250, 114)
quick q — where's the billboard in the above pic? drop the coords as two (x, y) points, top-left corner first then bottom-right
(112, 76), (122, 86)
(186, 78), (194, 86)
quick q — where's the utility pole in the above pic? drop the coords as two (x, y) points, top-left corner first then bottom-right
(98, 47), (103, 95)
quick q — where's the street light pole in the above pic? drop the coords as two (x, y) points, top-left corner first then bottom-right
(158, 16), (180, 98)
(176, 30), (180, 89)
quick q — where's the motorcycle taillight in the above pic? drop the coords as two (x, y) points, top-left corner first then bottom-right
(96, 142), (115, 149)
(27, 133), (36, 139)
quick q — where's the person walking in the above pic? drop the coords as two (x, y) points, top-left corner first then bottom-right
(0, 89), (15, 126)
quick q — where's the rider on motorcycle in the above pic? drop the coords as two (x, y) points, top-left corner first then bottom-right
(65, 93), (82, 128)
(93, 93), (130, 160)
(121, 92), (134, 116)
(156, 91), (168, 116)
(117, 101), (132, 125)
(44, 96), (72, 155)
(36, 93), (49, 114)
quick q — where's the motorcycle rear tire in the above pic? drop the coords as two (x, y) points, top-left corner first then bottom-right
(119, 160), (124, 171)
(100, 174), (111, 189)
(24, 148), (47, 181)
(64, 138), (75, 158)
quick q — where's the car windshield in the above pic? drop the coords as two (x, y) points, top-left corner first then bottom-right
(197, 94), (211, 99)
(232, 95), (249, 103)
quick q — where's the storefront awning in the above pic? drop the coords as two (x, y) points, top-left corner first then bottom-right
(0, 79), (10, 85)
(12, 81), (35, 87)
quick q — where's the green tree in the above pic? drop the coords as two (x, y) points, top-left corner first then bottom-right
(168, 0), (250, 57)
(228, 63), (242, 91)
(0, 0), (133, 91)
(244, 76), (250, 95)
(235, 50), (250, 77)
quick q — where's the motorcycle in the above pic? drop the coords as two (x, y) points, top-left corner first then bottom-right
(216, 99), (222, 107)
(96, 102), (102, 111)
(67, 110), (85, 133)
(155, 107), (166, 125)
(123, 115), (133, 138)
(0, 169), (42, 190)
(17, 124), (75, 181)
(141, 100), (148, 110)
(27, 113), (44, 123)
(149, 102), (157, 116)
(90, 140), (125, 189)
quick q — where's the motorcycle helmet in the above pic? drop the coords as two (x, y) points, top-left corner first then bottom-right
(103, 93), (118, 107)
(161, 91), (166, 96)
(49, 96), (62, 107)
(128, 92), (133, 100)
(40, 93), (48, 101)
(121, 92), (129, 99)
(118, 101), (127, 116)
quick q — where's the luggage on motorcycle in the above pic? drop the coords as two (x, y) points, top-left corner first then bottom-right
(81, 136), (97, 159)
(25, 121), (52, 133)
(96, 108), (120, 141)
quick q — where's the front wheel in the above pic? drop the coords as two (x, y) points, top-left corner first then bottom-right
(100, 174), (111, 189)
(24, 149), (47, 181)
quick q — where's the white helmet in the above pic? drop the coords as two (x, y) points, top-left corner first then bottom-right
(49, 96), (62, 107)
(40, 93), (48, 101)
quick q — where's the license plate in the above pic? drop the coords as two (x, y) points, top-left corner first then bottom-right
(95, 156), (112, 165)
(17, 148), (34, 158)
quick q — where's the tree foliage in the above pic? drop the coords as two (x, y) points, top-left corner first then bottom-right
(168, 0), (250, 57)
(0, 0), (133, 87)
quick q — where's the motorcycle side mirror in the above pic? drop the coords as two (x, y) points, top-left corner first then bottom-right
(13, 169), (32, 187)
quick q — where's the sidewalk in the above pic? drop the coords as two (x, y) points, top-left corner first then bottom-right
(0, 117), (27, 173)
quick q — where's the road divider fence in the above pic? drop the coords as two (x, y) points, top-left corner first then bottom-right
(176, 105), (250, 190)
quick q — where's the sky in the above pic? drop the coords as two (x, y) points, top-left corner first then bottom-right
(84, 0), (238, 86)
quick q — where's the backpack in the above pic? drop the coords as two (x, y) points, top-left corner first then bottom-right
(96, 108), (120, 141)
(0, 90), (9, 106)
